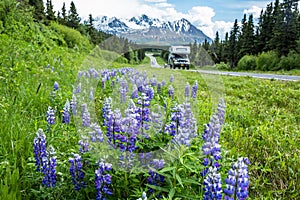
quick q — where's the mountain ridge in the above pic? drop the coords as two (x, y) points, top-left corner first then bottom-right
(94, 14), (212, 45)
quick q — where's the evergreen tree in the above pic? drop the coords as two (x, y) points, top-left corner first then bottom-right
(239, 14), (255, 57)
(67, 1), (80, 29)
(60, 2), (67, 25)
(222, 32), (230, 63)
(212, 31), (220, 62)
(229, 19), (239, 69)
(45, 0), (55, 21)
(137, 49), (145, 62)
(28, 0), (45, 22)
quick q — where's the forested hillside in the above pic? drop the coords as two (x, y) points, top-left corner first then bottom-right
(0, 1), (144, 199)
(189, 0), (300, 71)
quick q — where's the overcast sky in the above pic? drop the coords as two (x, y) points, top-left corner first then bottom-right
(48, 0), (275, 39)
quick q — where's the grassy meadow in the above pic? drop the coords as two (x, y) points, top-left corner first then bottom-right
(1, 52), (300, 199)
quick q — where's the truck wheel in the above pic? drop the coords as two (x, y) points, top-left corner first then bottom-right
(187, 66), (190, 70)
(173, 65), (176, 69)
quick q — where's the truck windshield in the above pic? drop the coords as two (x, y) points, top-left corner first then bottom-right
(173, 54), (188, 59)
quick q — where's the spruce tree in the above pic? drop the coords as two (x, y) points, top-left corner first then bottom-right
(67, 1), (80, 29)
(60, 2), (67, 25)
(229, 19), (239, 69)
(46, 0), (55, 21)
(28, 0), (45, 22)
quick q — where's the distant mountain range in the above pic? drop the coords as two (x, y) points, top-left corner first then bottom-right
(94, 14), (212, 45)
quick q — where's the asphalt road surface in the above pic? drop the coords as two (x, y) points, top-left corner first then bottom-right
(146, 54), (300, 81)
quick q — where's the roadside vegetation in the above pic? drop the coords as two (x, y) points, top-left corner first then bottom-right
(189, 0), (300, 72)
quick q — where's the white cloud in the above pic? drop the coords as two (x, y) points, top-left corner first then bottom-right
(49, 0), (234, 39)
(50, 0), (142, 18)
(155, 3), (174, 8)
(243, 5), (262, 18)
(145, 0), (166, 2)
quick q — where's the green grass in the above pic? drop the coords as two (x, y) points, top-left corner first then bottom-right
(1, 50), (300, 198)
(178, 70), (300, 199)
(129, 65), (300, 198)
(152, 54), (167, 66)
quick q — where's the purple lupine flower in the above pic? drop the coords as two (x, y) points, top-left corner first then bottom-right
(78, 136), (89, 153)
(203, 167), (223, 200)
(75, 83), (81, 93)
(70, 94), (77, 115)
(165, 105), (183, 137)
(90, 123), (104, 142)
(161, 80), (166, 86)
(184, 82), (190, 98)
(69, 154), (86, 190)
(224, 157), (250, 200)
(132, 85), (139, 99)
(102, 77), (106, 89)
(145, 86), (154, 101)
(150, 105), (164, 134)
(54, 81), (59, 91)
(82, 104), (90, 127)
(41, 145), (57, 188)
(136, 93), (151, 137)
(120, 87), (127, 104)
(102, 97), (113, 127)
(62, 99), (70, 124)
(105, 109), (123, 147)
(168, 85), (174, 99)
(33, 129), (47, 172)
(170, 74), (174, 82)
(151, 75), (157, 87)
(46, 106), (55, 125)
(78, 71), (83, 78)
(147, 159), (165, 195)
(191, 80), (198, 98)
(95, 161), (113, 200)
(157, 83), (161, 94)
(119, 102), (141, 153)
(172, 102), (197, 146)
(201, 99), (226, 176)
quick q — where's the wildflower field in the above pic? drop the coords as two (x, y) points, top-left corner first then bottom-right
(0, 52), (300, 199)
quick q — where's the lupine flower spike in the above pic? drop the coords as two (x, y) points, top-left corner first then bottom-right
(46, 106), (55, 125)
(95, 161), (113, 200)
(203, 167), (223, 200)
(41, 145), (57, 188)
(54, 81), (59, 91)
(69, 154), (86, 190)
(62, 99), (70, 124)
(33, 129), (47, 172)
(224, 157), (250, 200)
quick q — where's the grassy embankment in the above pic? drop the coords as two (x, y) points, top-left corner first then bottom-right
(1, 16), (299, 199)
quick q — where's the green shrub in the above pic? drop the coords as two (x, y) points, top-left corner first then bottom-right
(50, 22), (91, 50)
(277, 53), (300, 70)
(237, 55), (257, 70)
(256, 51), (279, 71)
(215, 62), (230, 70)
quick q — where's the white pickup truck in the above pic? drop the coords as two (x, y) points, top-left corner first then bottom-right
(167, 46), (190, 70)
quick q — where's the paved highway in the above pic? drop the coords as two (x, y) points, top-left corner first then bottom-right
(146, 54), (300, 81)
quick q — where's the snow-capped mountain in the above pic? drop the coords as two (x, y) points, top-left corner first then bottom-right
(94, 14), (211, 45)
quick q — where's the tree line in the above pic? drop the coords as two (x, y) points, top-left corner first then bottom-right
(190, 0), (300, 71)
(26, 0), (145, 64)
